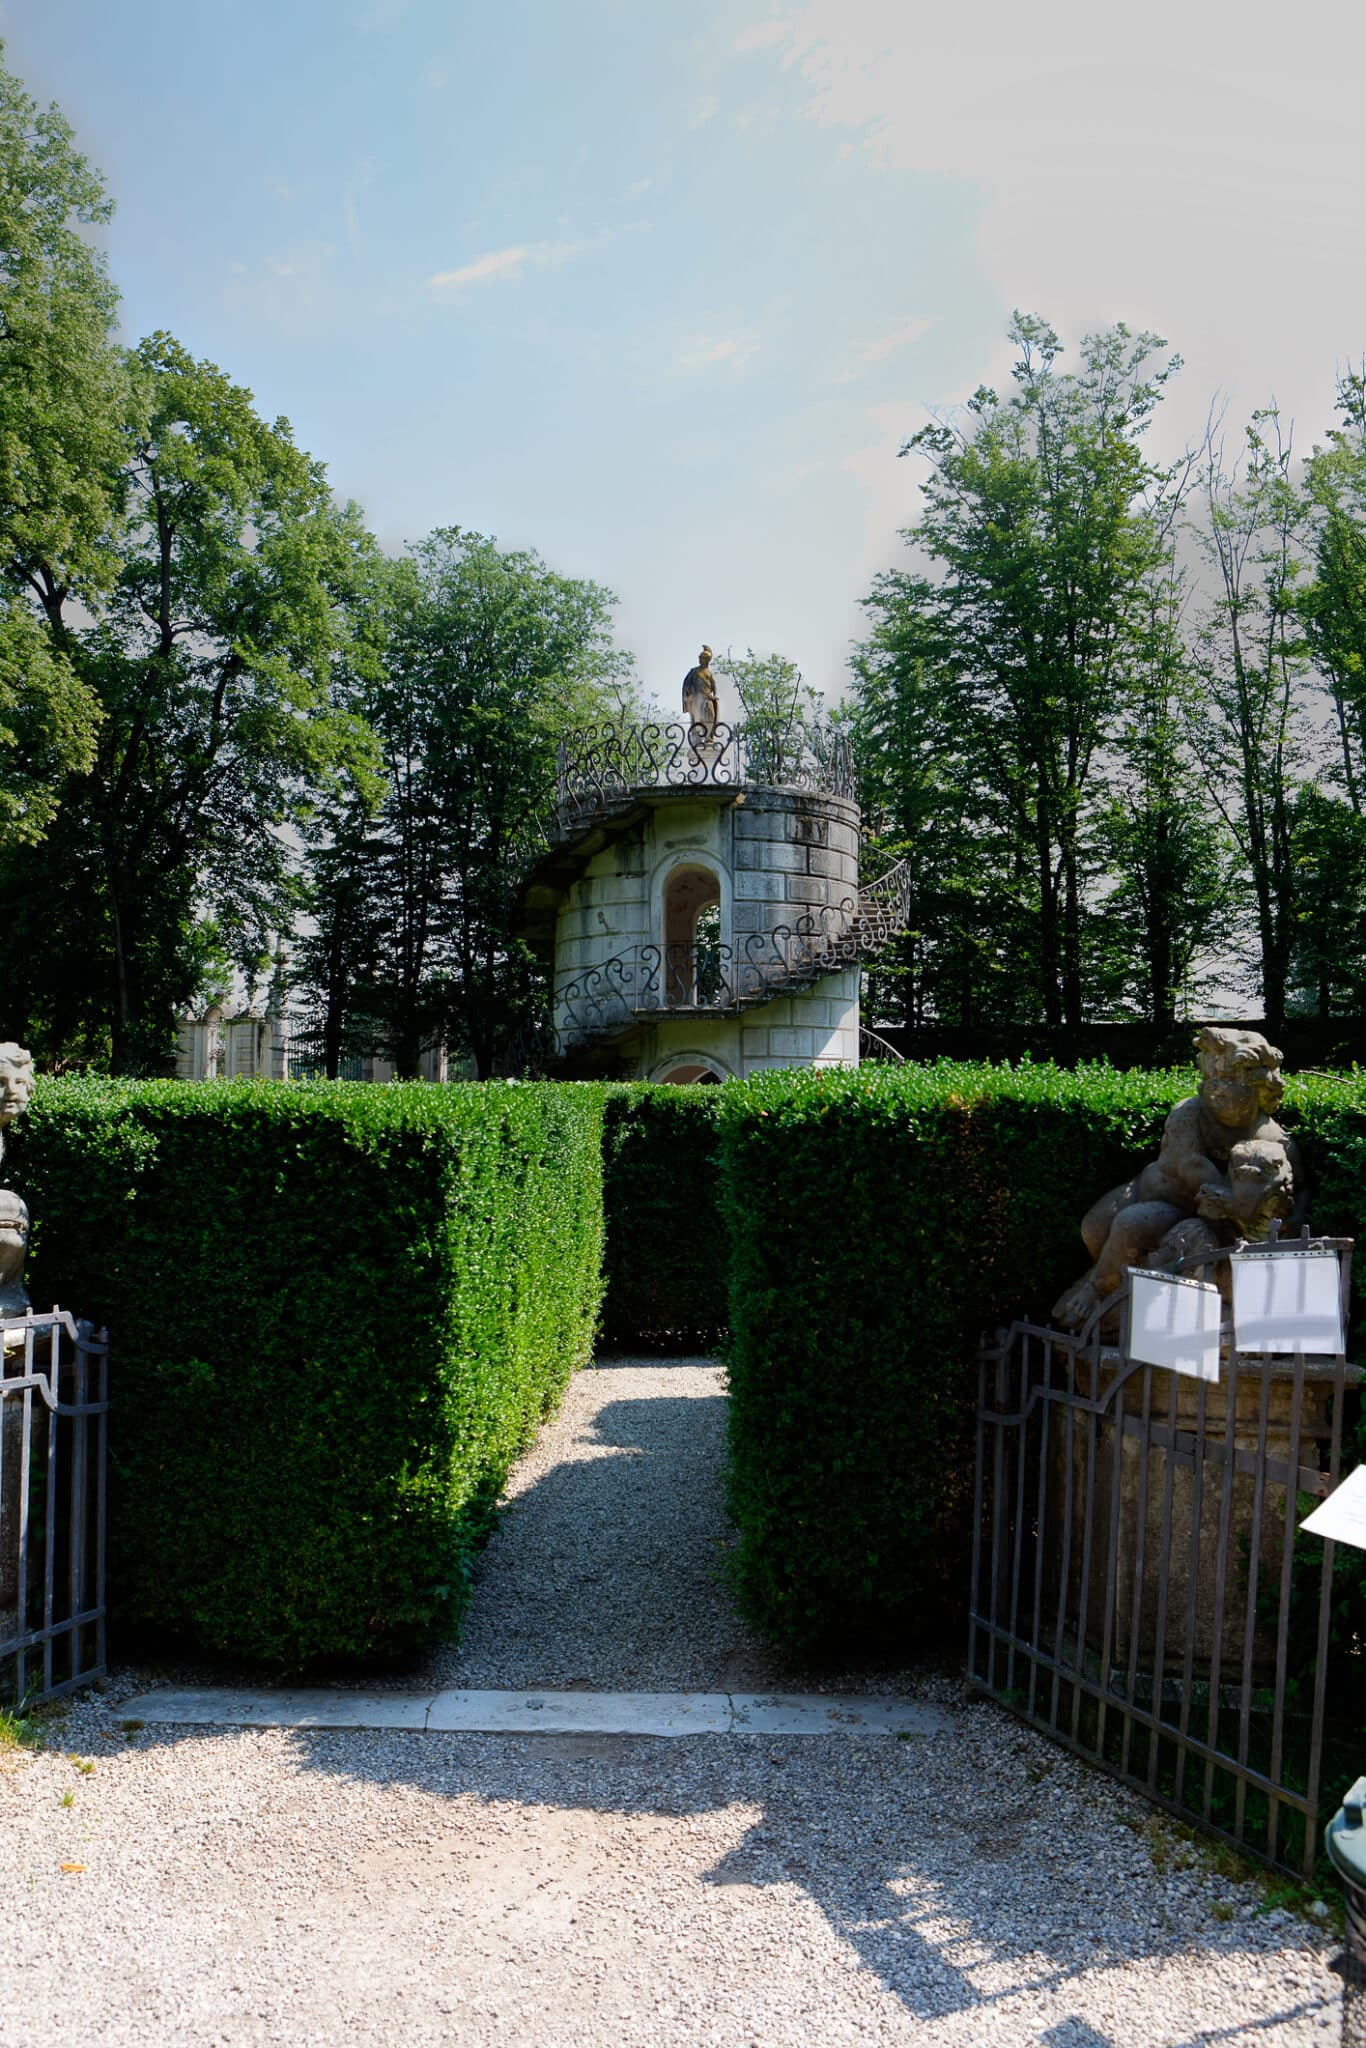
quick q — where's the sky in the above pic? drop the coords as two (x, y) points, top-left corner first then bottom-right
(8, 0), (1366, 705)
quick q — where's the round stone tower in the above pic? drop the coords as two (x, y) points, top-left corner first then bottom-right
(518, 708), (908, 1083)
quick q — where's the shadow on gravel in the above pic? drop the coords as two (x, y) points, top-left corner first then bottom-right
(104, 1347), (1338, 2039)
(122, 1713), (1333, 2041)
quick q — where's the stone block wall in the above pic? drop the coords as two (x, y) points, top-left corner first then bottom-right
(552, 785), (862, 1074)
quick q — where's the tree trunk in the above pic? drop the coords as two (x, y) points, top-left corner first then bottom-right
(107, 868), (138, 1076)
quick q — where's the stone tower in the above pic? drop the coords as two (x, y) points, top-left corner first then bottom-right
(518, 712), (908, 1082)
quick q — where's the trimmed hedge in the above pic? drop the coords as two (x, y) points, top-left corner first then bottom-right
(599, 1085), (727, 1348)
(8, 1078), (604, 1668)
(718, 1061), (1366, 1651)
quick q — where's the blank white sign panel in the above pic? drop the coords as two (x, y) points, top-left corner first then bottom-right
(1301, 1465), (1366, 1551)
(1230, 1249), (1344, 1356)
(1127, 1268), (1222, 1381)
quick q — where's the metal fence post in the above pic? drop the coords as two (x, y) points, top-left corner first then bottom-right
(1327, 1779), (1366, 2045)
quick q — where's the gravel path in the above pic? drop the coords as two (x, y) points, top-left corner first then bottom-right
(0, 1353), (1346, 2046)
(443, 1353), (802, 1693)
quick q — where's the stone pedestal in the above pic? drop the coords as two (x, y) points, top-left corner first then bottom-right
(1060, 1350), (1339, 1688)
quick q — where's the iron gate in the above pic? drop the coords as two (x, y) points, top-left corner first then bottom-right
(970, 1241), (1355, 1877)
(0, 1311), (108, 1708)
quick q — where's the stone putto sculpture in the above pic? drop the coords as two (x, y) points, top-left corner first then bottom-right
(1052, 1027), (1305, 1332)
(681, 645), (720, 746)
(0, 1191), (30, 1316)
(0, 1042), (35, 1316)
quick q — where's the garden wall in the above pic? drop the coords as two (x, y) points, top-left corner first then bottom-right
(7, 1079), (604, 1668)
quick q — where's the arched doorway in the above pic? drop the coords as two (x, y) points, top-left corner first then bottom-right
(657, 1063), (723, 1086)
(662, 862), (722, 1006)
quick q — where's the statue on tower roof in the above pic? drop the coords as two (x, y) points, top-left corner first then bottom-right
(681, 644), (720, 747)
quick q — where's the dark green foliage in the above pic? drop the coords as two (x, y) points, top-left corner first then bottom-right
(719, 1061), (1366, 1653)
(7, 1077), (603, 1668)
(717, 1061), (1366, 1652)
(599, 1086), (727, 1348)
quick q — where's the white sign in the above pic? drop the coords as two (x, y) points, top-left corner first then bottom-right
(1230, 1248), (1344, 1357)
(1127, 1268), (1222, 1381)
(1300, 1465), (1366, 1551)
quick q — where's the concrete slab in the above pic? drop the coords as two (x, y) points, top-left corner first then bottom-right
(728, 1693), (947, 1737)
(425, 1689), (732, 1736)
(120, 1686), (946, 1738)
(122, 1689), (435, 1730)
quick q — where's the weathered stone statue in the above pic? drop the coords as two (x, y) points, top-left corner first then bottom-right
(0, 1042), (34, 1167)
(1052, 1027), (1305, 1332)
(681, 645), (720, 746)
(0, 1191), (30, 1316)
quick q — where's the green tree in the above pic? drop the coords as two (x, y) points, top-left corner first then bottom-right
(1090, 510), (1232, 1028)
(303, 530), (635, 1078)
(850, 574), (1035, 1031)
(1301, 368), (1366, 813)
(1189, 411), (1318, 1036)
(878, 314), (1182, 1029)
(0, 46), (127, 843)
(716, 647), (822, 732)
(0, 335), (381, 1070)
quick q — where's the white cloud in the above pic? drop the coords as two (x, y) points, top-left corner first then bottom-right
(859, 314), (934, 363)
(676, 331), (761, 372)
(735, 19), (791, 52)
(425, 239), (589, 294)
(689, 94), (720, 129)
(751, 0), (1366, 453)
(223, 243), (343, 340)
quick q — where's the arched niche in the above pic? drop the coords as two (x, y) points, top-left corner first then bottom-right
(661, 860), (722, 1007)
(650, 1051), (730, 1085)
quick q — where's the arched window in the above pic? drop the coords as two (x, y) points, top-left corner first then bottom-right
(662, 862), (722, 1006)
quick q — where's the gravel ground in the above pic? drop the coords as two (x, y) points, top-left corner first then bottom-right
(0, 1352), (1346, 2046)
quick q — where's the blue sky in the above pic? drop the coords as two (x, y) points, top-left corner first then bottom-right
(8, 0), (1366, 703)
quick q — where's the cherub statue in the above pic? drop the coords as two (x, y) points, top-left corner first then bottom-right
(1052, 1027), (1305, 1332)
(0, 1043), (34, 1169)
(681, 645), (720, 747)
(0, 1189), (29, 1316)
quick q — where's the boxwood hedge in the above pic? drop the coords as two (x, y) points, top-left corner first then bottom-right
(7, 1078), (604, 1668)
(717, 1060), (1366, 1652)
(6, 1060), (1363, 1670)
(599, 1085), (727, 1348)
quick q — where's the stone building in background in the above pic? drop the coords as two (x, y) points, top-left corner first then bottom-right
(518, 715), (910, 1083)
(175, 1006), (446, 1083)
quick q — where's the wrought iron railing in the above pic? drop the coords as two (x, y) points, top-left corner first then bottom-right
(556, 910), (862, 1048)
(553, 857), (914, 1052)
(1, 1311), (108, 1708)
(972, 1239), (1356, 1878)
(553, 718), (856, 828)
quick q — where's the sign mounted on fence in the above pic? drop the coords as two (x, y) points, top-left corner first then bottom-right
(1230, 1246), (1345, 1357)
(1126, 1268), (1222, 1381)
(1301, 1465), (1366, 1551)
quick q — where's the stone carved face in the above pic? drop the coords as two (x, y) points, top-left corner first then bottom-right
(0, 1044), (35, 1127)
(1225, 1137), (1295, 1239)
(1196, 1027), (1285, 1127)
(0, 1189), (29, 1287)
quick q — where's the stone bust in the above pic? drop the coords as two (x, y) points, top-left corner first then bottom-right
(681, 645), (720, 744)
(0, 1042), (34, 1166)
(1053, 1026), (1305, 1332)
